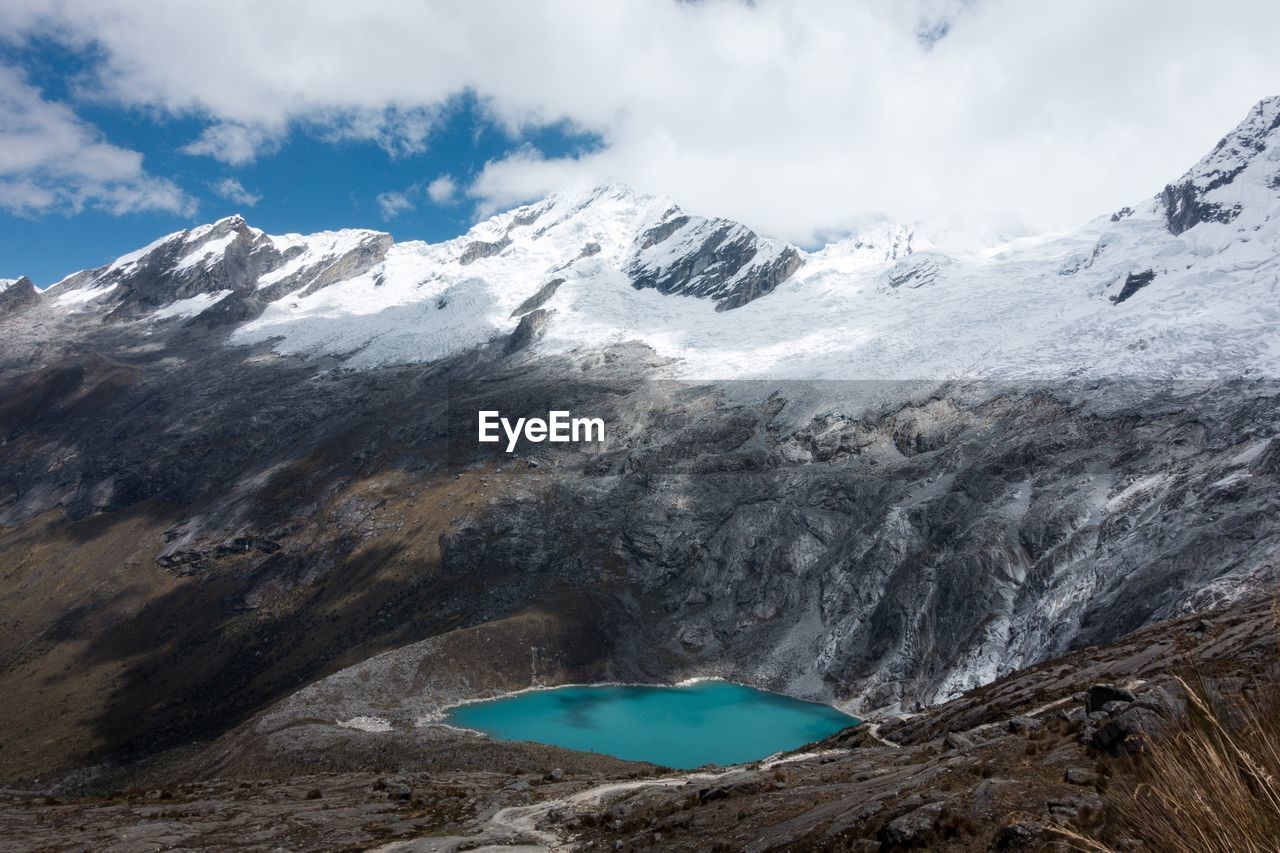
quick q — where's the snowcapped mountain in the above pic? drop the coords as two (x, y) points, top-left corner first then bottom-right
(3, 100), (1279, 804)
(24, 96), (1280, 381)
(44, 214), (391, 322)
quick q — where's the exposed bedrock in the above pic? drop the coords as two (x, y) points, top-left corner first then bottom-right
(625, 207), (804, 309)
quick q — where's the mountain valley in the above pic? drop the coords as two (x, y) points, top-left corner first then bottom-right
(0, 98), (1279, 850)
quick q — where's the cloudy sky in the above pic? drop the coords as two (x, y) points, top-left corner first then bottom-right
(2, 0), (1278, 283)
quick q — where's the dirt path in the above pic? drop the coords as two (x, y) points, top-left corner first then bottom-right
(862, 722), (900, 749)
(370, 761), (827, 852)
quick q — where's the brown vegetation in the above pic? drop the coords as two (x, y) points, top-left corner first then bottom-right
(1058, 677), (1280, 852)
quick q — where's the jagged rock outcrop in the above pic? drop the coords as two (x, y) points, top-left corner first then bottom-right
(190, 292), (266, 328)
(625, 205), (804, 310)
(459, 236), (512, 265)
(511, 278), (565, 317)
(0, 276), (39, 312)
(505, 308), (551, 354)
(1109, 269), (1155, 304)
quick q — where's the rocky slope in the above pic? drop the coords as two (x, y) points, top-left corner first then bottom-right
(0, 98), (1276, 852)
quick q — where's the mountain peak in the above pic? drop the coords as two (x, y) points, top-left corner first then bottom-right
(1159, 95), (1280, 235)
(0, 275), (39, 313)
(1182, 96), (1280, 186)
(448, 182), (802, 311)
(817, 221), (923, 264)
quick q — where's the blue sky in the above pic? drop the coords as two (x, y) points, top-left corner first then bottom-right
(1, 37), (599, 286)
(2, 1), (1277, 288)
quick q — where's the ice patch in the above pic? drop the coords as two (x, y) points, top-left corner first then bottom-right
(150, 290), (232, 319)
(175, 233), (238, 272)
(55, 282), (118, 306)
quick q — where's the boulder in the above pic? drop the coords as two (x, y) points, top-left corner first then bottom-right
(1007, 715), (1043, 734)
(374, 777), (412, 800)
(1092, 705), (1167, 754)
(883, 801), (943, 848)
(1086, 684), (1135, 714)
(994, 819), (1044, 850)
(698, 786), (730, 804)
(1064, 767), (1100, 786)
(1047, 793), (1102, 821)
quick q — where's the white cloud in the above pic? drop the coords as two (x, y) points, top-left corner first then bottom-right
(182, 123), (283, 166)
(212, 177), (261, 207)
(426, 175), (457, 204)
(375, 190), (414, 220)
(0, 64), (194, 217)
(377, 175), (457, 218)
(3, 1), (1279, 240)
(318, 106), (440, 158)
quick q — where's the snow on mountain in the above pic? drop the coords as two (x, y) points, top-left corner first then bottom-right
(813, 221), (924, 266)
(45, 215), (391, 319)
(39, 98), (1280, 380)
(217, 184), (803, 366)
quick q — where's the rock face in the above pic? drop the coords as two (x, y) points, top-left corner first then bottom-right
(2, 313), (1276, 748)
(1081, 683), (1188, 755)
(624, 204), (804, 310)
(504, 308), (551, 354)
(883, 800), (944, 847)
(510, 278), (565, 317)
(883, 255), (944, 289)
(1109, 268), (1155, 304)
(440, 377), (1279, 711)
(459, 236), (512, 265)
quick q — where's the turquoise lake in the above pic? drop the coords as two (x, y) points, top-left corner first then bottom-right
(445, 680), (857, 769)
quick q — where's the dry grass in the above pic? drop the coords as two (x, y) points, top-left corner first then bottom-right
(1055, 675), (1280, 852)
